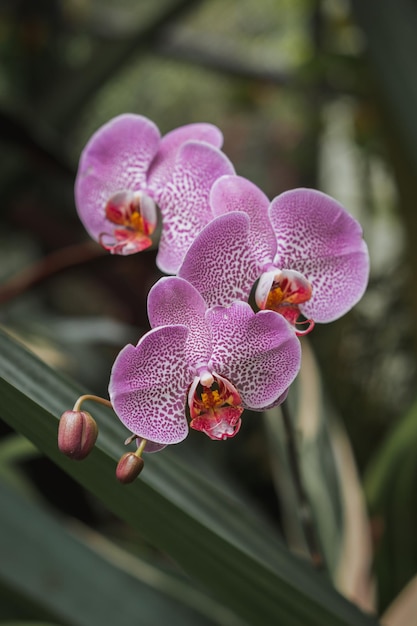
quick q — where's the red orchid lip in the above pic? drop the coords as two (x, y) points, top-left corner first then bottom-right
(255, 268), (315, 335)
(188, 373), (243, 441)
(99, 229), (153, 255)
(98, 190), (157, 255)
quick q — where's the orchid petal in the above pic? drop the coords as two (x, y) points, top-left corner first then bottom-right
(154, 141), (235, 274)
(297, 249), (369, 322)
(148, 123), (224, 190)
(211, 175), (276, 265)
(147, 276), (212, 368)
(178, 212), (261, 308)
(207, 302), (301, 409)
(109, 325), (192, 444)
(75, 114), (160, 243)
(269, 188), (370, 322)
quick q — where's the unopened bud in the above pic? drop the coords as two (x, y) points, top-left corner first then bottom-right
(58, 410), (98, 460)
(116, 452), (144, 484)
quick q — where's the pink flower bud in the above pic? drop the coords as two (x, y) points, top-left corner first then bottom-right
(58, 410), (98, 460)
(116, 452), (144, 484)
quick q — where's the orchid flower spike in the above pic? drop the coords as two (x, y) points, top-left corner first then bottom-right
(179, 175), (370, 334)
(75, 114), (234, 273)
(109, 276), (301, 449)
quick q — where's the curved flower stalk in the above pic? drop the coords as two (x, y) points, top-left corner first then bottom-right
(75, 114), (235, 273)
(179, 175), (370, 334)
(109, 276), (301, 448)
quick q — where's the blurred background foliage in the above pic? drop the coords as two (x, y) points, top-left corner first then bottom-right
(1, 0), (417, 623)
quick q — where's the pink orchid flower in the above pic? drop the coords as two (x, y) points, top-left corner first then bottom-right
(109, 276), (301, 450)
(179, 175), (370, 334)
(75, 114), (234, 273)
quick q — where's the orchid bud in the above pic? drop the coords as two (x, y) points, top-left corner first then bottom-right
(116, 452), (144, 484)
(58, 410), (98, 460)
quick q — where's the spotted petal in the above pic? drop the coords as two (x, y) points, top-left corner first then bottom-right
(211, 175), (276, 266)
(269, 188), (370, 322)
(147, 276), (212, 368)
(154, 141), (235, 274)
(109, 325), (192, 445)
(178, 212), (261, 308)
(148, 123), (224, 191)
(207, 302), (301, 409)
(75, 114), (160, 243)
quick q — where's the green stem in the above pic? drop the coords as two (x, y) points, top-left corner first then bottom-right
(281, 400), (325, 570)
(73, 394), (113, 412)
(135, 438), (147, 457)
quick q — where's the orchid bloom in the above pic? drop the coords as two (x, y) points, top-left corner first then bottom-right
(75, 114), (234, 273)
(109, 276), (301, 450)
(178, 175), (370, 334)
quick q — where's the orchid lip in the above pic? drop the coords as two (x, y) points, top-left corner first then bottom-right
(99, 190), (157, 255)
(255, 268), (314, 334)
(188, 373), (243, 441)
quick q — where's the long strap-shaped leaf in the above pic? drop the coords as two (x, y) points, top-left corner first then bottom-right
(0, 478), (242, 626)
(0, 329), (381, 626)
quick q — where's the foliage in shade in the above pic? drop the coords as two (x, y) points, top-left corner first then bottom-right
(364, 399), (417, 611)
(0, 479), (239, 626)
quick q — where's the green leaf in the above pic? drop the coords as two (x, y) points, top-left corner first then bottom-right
(364, 399), (417, 610)
(0, 328), (381, 626)
(264, 347), (343, 575)
(0, 434), (40, 498)
(0, 623), (61, 626)
(266, 340), (375, 614)
(0, 478), (236, 626)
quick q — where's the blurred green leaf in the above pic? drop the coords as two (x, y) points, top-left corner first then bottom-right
(265, 340), (375, 612)
(0, 623), (61, 626)
(0, 328), (381, 626)
(350, 0), (417, 173)
(0, 478), (235, 626)
(0, 582), (59, 624)
(381, 574), (417, 626)
(41, 0), (201, 130)
(0, 623), (63, 626)
(0, 433), (40, 498)
(265, 363), (343, 575)
(364, 398), (417, 610)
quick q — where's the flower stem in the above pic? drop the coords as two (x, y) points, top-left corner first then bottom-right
(73, 395), (113, 412)
(136, 438), (147, 457)
(281, 400), (325, 570)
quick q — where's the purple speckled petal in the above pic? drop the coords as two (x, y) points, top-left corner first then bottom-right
(75, 114), (160, 243)
(261, 388), (290, 410)
(211, 175), (276, 266)
(154, 141), (235, 274)
(269, 188), (370, 322)
(297, 249), (369, 322)
(147, 276), (212, 368)
(148, 123), (224, 191)
(178, 212), (261, 308)
(109, 325), (192, 444)
(207, 303), (301, 409)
